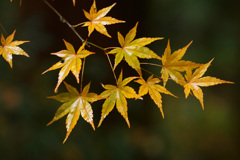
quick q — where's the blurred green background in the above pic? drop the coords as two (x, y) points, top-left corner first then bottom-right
(0, 0), (239, 159)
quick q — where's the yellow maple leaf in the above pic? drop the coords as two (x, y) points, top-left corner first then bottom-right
(47, 82), (99, 143)
(135, 75), (176, 118)
(98, 71), (138, 128)
(108, 22), (163, 76)
(43, 40), (94, 92)
(0, 30), (29, 68)
(77, 0), (125, 37)
(183, 59), (233, 109)
(160, 40), (201, 86)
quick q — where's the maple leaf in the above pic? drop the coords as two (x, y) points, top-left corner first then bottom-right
(160, 40), (201, 86)
(183, 59), (233, 109)
(0, 30), (29, 68)
(79, 0), (125, 38)
(43, 40), (94, 93)
(108, 22), (163, 76)
(47, 82), (99, 143)
(135, 75), (176, 118)
(98, 71), (138, 128)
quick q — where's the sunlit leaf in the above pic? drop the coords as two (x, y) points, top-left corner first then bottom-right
(160, 40), (201, 86)
(78, 0), (125, 37)
(0, 30), (29, 68)
(182, 59), (233, 109)
(108, 23), (163, 76)
(43, 40), (94, 92)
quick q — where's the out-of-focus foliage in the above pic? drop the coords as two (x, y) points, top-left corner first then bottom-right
(10, 0), (22, 6)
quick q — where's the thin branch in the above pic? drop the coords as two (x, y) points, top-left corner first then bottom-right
(43, 0), (117, 85)
(43, 0), (86, 45)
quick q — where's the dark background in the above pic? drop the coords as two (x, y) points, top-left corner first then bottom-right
(0, 0), (239, 159)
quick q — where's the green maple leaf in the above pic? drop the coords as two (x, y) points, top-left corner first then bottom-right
(47, 82), (99, 143)
(108, 22), (163, 76)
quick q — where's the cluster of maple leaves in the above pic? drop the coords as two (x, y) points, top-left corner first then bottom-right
(5, 0), (233, 143)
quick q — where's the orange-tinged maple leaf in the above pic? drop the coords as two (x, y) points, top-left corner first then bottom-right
(135, 75), (176, 118)
(47, 82), (99, 143)
(108, 22), (163, 76)
(160, 40), (201, 86)
(98, 71), (138, 128)
(43, 40), (94, 93)
(0, 30), (29, 68)
(78, 0), (125, 37)
(183, 59), (233, 109)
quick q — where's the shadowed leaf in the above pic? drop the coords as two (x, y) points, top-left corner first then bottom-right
(47, 82), (99, 143)
(98, 71), (138, 128)
(135, 75), (176, 118)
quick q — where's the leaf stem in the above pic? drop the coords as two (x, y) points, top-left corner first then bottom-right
(80, 58), (86, 93)
(140, 62), (163, 68)
(141, 67), (163, 80)
(72, 22), (85, 28)
(86, 41), (105, 51)
(0, 23), (8, 37)
(105, 53), (117, 84)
